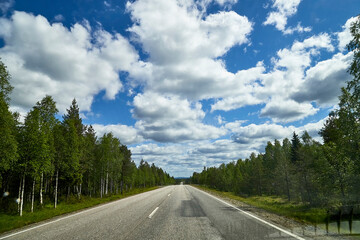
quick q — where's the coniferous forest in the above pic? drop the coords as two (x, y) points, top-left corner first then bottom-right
(0, 60), (175, 216)
(191, 17), (360, 209)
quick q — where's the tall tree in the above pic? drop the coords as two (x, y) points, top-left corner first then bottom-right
(62, 99), (83, 198)
(35, 95), (58, 206)
(120, 145), (135, 194)
(82, 125), (97, 196)
(290, 132), (301, 164)
(0, 59), (18, 192)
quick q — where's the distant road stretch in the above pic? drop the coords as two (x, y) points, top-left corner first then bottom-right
(0, 185), (304, 240)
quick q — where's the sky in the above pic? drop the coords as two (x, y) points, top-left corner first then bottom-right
(0, 0), (359, 177)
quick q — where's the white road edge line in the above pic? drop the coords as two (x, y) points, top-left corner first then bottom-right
(190, 186), (305, 240)
(148, 207), (159, 219)
(0, 187), (169, 240)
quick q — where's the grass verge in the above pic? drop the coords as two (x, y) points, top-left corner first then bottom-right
(0, 187), (158, 234)
(192, 185), (327, 224)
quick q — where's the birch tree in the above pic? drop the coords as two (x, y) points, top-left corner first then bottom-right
(35, 96), (58, 206)
(0, 59), (18, 192)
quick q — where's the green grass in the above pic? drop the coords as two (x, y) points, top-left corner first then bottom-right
(193, 185), (327, 224)
(0, 187), (158, 234)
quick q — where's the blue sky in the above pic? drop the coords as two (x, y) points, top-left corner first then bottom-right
(0, 0), (359, 177)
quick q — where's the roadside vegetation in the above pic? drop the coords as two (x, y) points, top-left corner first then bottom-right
(0, 186), (158, 234)
(191, 16), (360, 224)
(193, 185), (327, 224)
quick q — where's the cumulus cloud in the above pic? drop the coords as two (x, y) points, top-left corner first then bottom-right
(92, 124), (144, 145)
(291, 52), (352, 106)
(0, 11), (140, 115)
(126, 0), (253, 100)
(226, 118), (326, 147)
(127, 0), (251, 62)
(263, 0), (310, 34)
(338, 16), (357, 51)
(260, 98), (318, 123)
(252, 34), (335, 122)
(132, 92), (226, 142)
(130, 118), (327, 177)
(212, 33), (336, 121)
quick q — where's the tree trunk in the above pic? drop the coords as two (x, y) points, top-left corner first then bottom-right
(18, 177), (22, 213)
(20, 174), (25, 216)
(105, 172), (109, 195)
(54, 170), (58, 208)
(120, 179), (123, 195)
(40, 172), (43, 206)
(45, 176), (48, 193)
(31, 179), (35, 212)
(100, 178), (103, 198)
(285, 171), (291, 202)
(79, 183), (82, 199)
(67, 186), (70, 200)
(88, 174), (91, 197)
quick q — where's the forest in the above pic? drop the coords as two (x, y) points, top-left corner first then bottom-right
(0, 62), (175, 216)
(191, 16), (360, 209)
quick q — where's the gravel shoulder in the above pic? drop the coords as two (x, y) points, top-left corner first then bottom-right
(194, 186), (359, 240)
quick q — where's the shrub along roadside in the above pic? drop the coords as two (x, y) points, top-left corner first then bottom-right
(0, 186), (158, 234)
(192, 185), (327, 224)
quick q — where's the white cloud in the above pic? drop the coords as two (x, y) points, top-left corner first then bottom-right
(92, 124), (143, 145)
(127, 0), (251, 63)
(260, 98), (318, 123)
(126, 0), (253, 100)
(211, 33), (338, 122)
(131, 143), (183, 156)
(130, 118), (327, 177)
(338, 16), (357, 52)
(0, 0), (13, 14)
(216, 115), (226, 125)
(214, 0), (238, 6)
(0, 11), (139, 115)
(211, 94), (262, 112)
(211, 34), (336, 122)
(291, 52), (352, 106)
(263, 0), (310, 34)
(226, 118), (326, 146)
(253, 34), (335, 122)
(104, 1), (111, 7)
(54, 14), (65, 22)
(283, 22), (311, 35)
(132, 92), (226, 142)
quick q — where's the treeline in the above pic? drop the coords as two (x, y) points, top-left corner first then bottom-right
(191, 16), (360, 208)
(0, 61), (174, 216)
(191, 131), (358, 207)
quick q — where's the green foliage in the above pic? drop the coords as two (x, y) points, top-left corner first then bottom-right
(0, 63), (18, 189)
(193, 185), (327, 224)
(0, 61), (174, 221)
(0, 59), (13, 104)
(191, 130), (358, 208)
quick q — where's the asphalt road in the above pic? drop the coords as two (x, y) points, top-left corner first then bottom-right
(0, 185), (304, 240)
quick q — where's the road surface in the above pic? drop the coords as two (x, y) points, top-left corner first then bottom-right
(0, 185), (304, 240)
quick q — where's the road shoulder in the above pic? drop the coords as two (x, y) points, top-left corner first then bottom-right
(191, 185), (355, 240)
